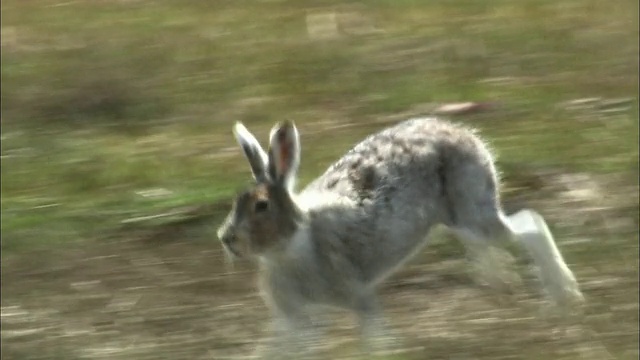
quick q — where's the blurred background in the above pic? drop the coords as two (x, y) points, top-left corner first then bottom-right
(1, 0), (638, 359)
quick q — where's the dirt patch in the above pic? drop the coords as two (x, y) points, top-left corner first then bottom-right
(2, 171), (638, 359)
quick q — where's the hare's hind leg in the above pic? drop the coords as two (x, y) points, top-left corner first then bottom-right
(450, 222), (522, 296)
(502, 209), (584, 307)
(450, 208), (583, 307)
(442, 155), (582, 307)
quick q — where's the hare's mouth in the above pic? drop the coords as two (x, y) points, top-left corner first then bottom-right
(218, 225), (245, 258)
(223, 242), (243, 258)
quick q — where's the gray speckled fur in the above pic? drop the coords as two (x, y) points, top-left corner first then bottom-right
(218, 117), (583, 358)
(301, 118), (499, 284)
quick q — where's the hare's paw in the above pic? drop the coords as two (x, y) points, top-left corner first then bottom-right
(539, 267), (585, 311)
(361, 323), (403, 357)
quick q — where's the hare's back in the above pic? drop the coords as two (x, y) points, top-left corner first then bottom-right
(304, 117), (493, 200)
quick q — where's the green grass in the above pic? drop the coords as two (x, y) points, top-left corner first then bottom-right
(1, 0), (638, 252)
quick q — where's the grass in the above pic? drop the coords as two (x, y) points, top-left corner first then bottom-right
(2, 0), (637, 252)
(0, 0), (638, 358)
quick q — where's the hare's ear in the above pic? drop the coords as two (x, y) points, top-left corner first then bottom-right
(268, 120), (300, 191)
(233, 122), (269, 183)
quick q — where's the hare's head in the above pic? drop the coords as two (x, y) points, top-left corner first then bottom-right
(217, 121), (305, 258)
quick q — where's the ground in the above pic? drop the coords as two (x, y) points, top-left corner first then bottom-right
(2, 169), (638, 359)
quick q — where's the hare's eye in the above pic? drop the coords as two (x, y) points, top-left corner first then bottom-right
(254, 200), (269, 213)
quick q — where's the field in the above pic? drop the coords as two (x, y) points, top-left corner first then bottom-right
(1, 0), (638, 359)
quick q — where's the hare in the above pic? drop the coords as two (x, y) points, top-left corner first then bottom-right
(217, 117), (584, 358)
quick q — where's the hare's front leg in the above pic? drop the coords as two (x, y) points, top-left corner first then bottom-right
(353, 293), (397, 356)
(255, 302), (323, 359)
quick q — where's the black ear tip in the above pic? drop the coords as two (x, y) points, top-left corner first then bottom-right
(241, 143), (253, 155)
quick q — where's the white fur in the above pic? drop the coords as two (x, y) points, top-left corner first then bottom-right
(505, 210), (583, 305)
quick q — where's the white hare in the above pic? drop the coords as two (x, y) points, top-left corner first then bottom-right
(217, 117), (583, 358)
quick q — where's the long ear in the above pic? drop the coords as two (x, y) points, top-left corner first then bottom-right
(233, 122), (269, 183)
(267, 120), (300, 191)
